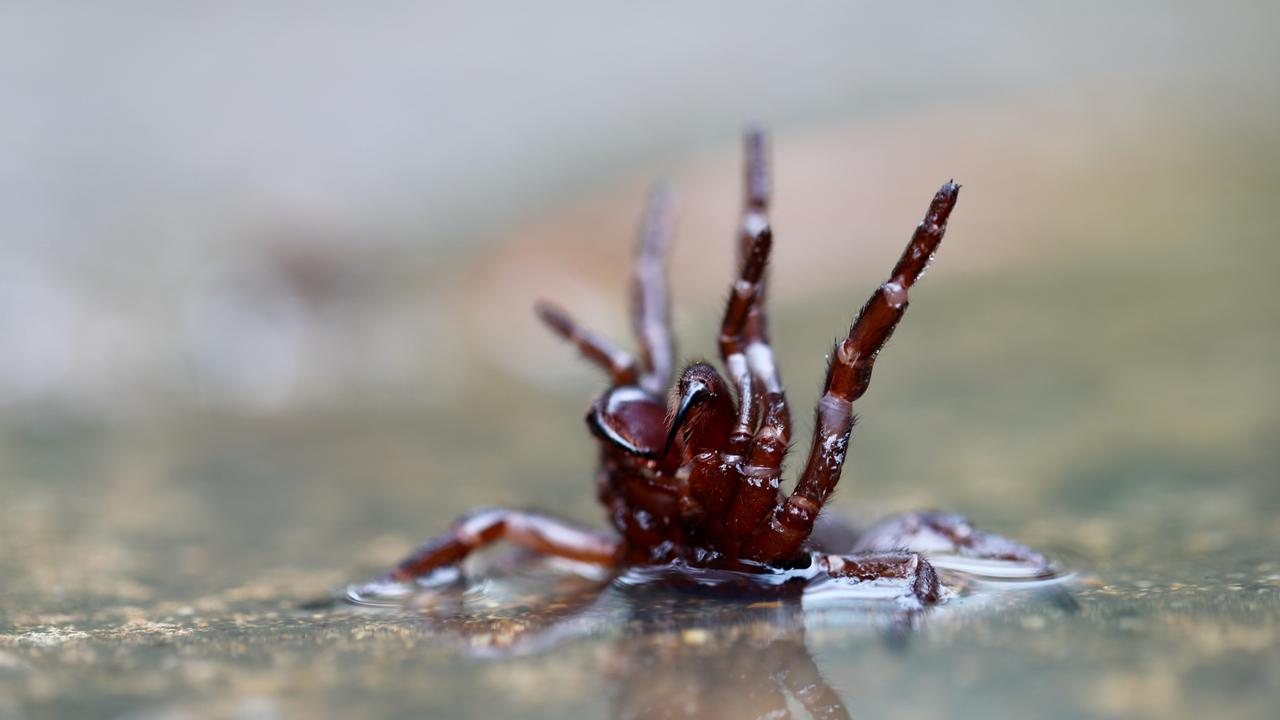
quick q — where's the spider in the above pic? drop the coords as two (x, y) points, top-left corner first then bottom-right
(361, 129), (1048, 606)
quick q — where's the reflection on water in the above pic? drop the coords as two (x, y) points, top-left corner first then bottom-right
(606, 585), (854, 720)
(336, 548), (1075, 719)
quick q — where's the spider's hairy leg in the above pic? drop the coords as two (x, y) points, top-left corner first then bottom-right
(536, 301), (639, 386)
(721, 129), (795, 543)
(724, 392), (789, 543)
(738, 127), (791, 437)
(737, 126), (770, 279)
(716, 221), (789, 542)
(631, 183), (677, 395)
(718, 220), (773, 454)
(383, 508), (619, 583)
(740, 182), (960, 562)
(816, 551), (943, 605)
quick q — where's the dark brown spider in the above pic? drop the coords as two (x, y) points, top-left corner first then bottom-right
(367, 129), (1048, 606)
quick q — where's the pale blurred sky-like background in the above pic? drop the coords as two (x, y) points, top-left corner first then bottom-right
(3, 1), (1276, 415)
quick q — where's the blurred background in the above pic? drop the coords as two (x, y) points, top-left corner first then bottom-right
(1, 2), (1278, 718)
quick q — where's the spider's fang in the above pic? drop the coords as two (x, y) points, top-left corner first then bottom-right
(662, 378), (709, 457)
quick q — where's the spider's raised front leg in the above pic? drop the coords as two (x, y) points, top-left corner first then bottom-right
(740, 182), (961, 563)
(715, 221), (792, 543)
(854, 511), (1049, 571)
(535, 183), (675, 394)
(738, 127), (790, 439)
(381, 508), (620, 583)
(631, 184), (677, 395)
(536, 302), (639, 386)
(718, 219), (771, 456)
(713, 131), (794, 545)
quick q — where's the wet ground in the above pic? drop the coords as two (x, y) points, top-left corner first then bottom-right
(1, 402), (1277, 720)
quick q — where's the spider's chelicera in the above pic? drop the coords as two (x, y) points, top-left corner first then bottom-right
(361, 129), (1049, 606)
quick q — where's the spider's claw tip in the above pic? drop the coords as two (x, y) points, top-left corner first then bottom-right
(933, 181), (961, 209)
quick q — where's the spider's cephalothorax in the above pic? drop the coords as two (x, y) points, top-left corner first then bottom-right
(376, 129), (1048, 605)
